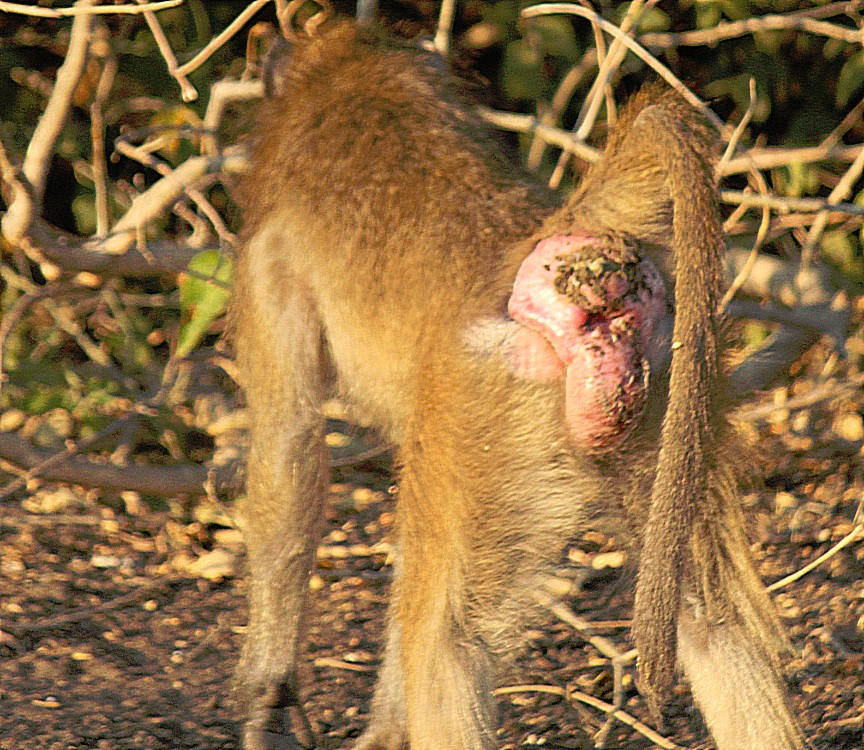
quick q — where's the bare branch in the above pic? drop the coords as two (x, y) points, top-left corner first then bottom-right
(726, 211), (862, 238)
(0, 0), (182, 17)
(3, 141), (240, 277)
(720, 189), (864, 217)
(721, 143), (862, 175)
(432, 0), (457, 57)
(767, 522), (864, 592)
(0, 134), (30, 210)
(7, 217), (203, 277)
(548, 0), (657, 189)
(482, 108), (864, 178)
(821, 95), (864, 151)
(0, 430), (209, 496)
(640, 4), (864, 48)
(479, 107), (864, 219)
(739, 371), (864, 421)
(721, 205), (771, 312)
(134, 0), (198, 101)
(8, 578), (170, 636)
(719, 82), (772, 313)
(114, 139), (236, 245)
(96, 150), (244, 255)
(800, 137), (864, 269)
(90, 35), (118, 238)
(574, 0), (652, 141)
(526, 50), (598, 172)
(175, 0), (271, 78)
(22, 0), (95, 206)
(522, 3), (724, 132)
(478, 107), (601, 164)
(202, 79), (265, 155)
(717, 78), (757, 178)
(566, 690), (685, 750)
(2, 4), (95, 253)
(0, 279), (85, 386)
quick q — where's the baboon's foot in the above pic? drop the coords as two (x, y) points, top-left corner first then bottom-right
(243, 704), (317, 750)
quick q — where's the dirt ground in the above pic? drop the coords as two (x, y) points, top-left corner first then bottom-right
(1, 379), (863, 750)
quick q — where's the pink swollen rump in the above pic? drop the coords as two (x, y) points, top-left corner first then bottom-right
(507, 234), (666, 450)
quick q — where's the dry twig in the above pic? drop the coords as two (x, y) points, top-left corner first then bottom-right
(133, 0), (197, 101)
(534, 590), (639, 747)
(432, 0), (457, 56)
(567, 689), (685, 750)
(114, 138), (236, 245)
(767, 515), (864, 592)
(719, 190), (864, 216)
(800, 141), (864, 271)
(640, 3), (864, 48)
(718, 80), (772, 312)
(547, 0), (656, 189)
(15, 0), (93, 213)
(175, 0), (271, 79)
(522, 3), (724, 132)
(739, 372), (864, 422)
(492, 683), (685, 749)
(525, 49), (598, 172)
(89, 32), (118, 238)
(8, 578), (173, 635)
(0, 0), (181, 17)
(722, 143), (862, 175)
(313, 657), (376, 673)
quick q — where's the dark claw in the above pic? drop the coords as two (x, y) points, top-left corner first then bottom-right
(243, 697), (317, 750)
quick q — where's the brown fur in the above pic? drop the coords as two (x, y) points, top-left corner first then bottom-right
(231, 21), (805, 750)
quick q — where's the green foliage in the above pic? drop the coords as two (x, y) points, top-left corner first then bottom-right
(822, 228), (864, 284)
(695, 0), (723, 30)
(149, 106), (203, 165)
(613, 3), (670, 32)
(837, 50), (864, 108)
(781, 161), (822, 198)
(177, 250), (233, 359)
(500, 13), (581, 103)
(500, 38), (542, 101)
(1, 361), (123, 439)
(740, 319), (772, 354)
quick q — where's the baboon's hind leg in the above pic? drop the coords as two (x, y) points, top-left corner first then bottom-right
(234, 238), (331, 750)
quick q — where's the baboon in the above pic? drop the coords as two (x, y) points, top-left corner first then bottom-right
(231, 19), (807, 750)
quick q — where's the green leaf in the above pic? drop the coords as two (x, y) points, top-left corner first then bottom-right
(718, 0), (750, 22)
(741, 320), (771, 353)
(635, 6), (670, 33)
(530, 16), (579, 59)
(783, 161), (820, 198)
(72, 193), (97, 235)
(481, 0), (520, 30)
(821, 228), (864, 283)
(695, 0), (722, 30)
(177, 250), (233, 358)
(500, 39), (542, 102)
(836, 50), (864, 108)
(149, 105), (202, 165)
(705, 73), (771, 123)
(614, 2), (669, 33)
